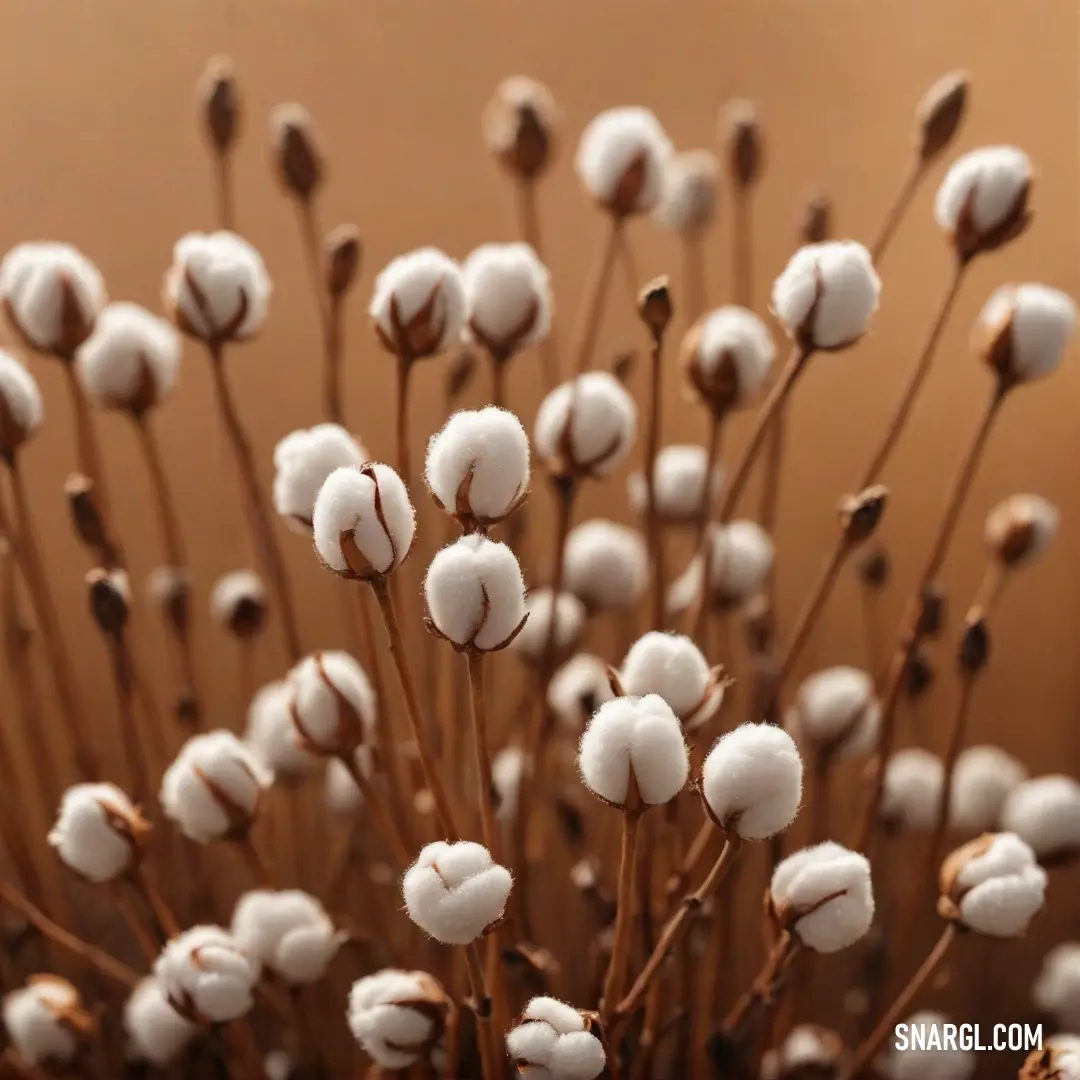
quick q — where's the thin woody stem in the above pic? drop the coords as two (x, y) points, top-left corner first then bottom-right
(601, 788), (644, 1023)
(666, 819), (712, 902)
(721, 933), (801, 1038)
(135, 864), (182, 938)
(214, 150), (235, 231)
(571, 214), (623, 374)
(869, 158), (925, 263)
(644, 329), (666, 631)
(61, 361), (116, 534)
(395, 353), (414, 490)
(233, 833), (273, 889)
(682, 231), (707, 324)
(463, 941), (499, 1080)
(688, 416), (724, 644)
(106, 634), (150, 806)
(514, 177), (560, 392)
(341, 750), (411, 870)
(113, 882), (159, 963)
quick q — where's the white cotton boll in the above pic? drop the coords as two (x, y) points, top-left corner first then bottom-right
(1034, 944), (1080, 1029)
(312, 464), (415, 578)
(273, 424), (368, 531)
(771, 241), (881, 350)
(620, 631), (723, 728)
(933, 146), (1032, 252)
(711, 521), (775, 604)
(402, 841), (513, 945)
(999, 775), (1080, 862)
(425, 407), (530, 526)
(653, 149), (719, 235)
(761, 1024), (845, 1079)
(881, 749), (944, 831)
(879, 1011), (974, 1080)
(462, 243), (552, 356)
(786, 666), (880, 760)
(627, 444), (724, 524)
(2, 977), (88, 1065)
(533, 372), (637, 478)
(324, 749), (373, 814)
(123, 978), (196, 1067)
(548, 654), (614, 731)
(578, 695), (689, 807)
(369, 247), (466, 358)
(76, 302), (180, 413)
(210, 569), (266, 636)
(949, 745), (1028, 832)
(0, 242), (106, 354)
(563, 520), (648, 612)
(701, 724), (803, 840)
(0, 350), (43, 453)
(770, 842), (874, 953)
(160, 730), (270, 843)
(244, 680), (317, 781)
(511, 589), (587, 663)
(507, 996), (606, 1080)
(48, 782), (147, 883)
(154, 925), (257, 1023)
(984, 494), (1059, 568)
(575, 107), (674, 215)
(288, 651), (376, 755)
(264, 1051), (291, 1080)
(424, 535), (527, 650)
(163, 231), (271, 341)
(685, 306), (776, 412)
(232, 889), (341, 986)
(493, 746), (526, 823)
(348, 969), (450, 1070)
(974, 283), (1076, 385)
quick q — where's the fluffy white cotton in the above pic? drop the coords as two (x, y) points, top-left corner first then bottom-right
(974, 283), (1076, 384)
(402, 841), (512, 945)
(425, 406), (530, 525)
(244, 680), (317, 781)
(701, 724), (803, 840)
(164, 231), (271, 341)
(0, 242), (106, 354)
(761, 1025), (843, 1080)
(324, 749), (373, 815)
(578, 695), (689, 807)
(273, 424), (368, 531)
(209, 569), (266, 627)
(2, 977), (87, 1065)
(548, 654), (614, 731)
(533, 372), (637, 477)
(934, 146), (1031, 239)
(154, 925), (257, 1023)
(881, 749), (944, 831)
(654, 149), (719, 234)
(491, 746), (526, 823)
(369, 247), (466, 357)
(671, 521), (774, 612)
(425, 535), (527, 650)
(879, 1011), (974, 1080)
(627, 444), (724, 523)
(348, 969), (449, 1070)
(160, 730), (270, 843)
(620, 631), (723, 728)
(771, 241), (881, 350)
(313, 463), (415, 578)
(770, 842), (874, 953)
(232, 889), (341, 986)
(786, 666), (880, 759)
(949, 745), (1027, 832)
(462, 243), (552, 354)
(984, 493), (1059, 567)
(575, 107), (673, 214)
(1000, 775), (1080, 862)
(48, 783), (145, 883)
(288, 651), (376, 755)
(563, 520), (648, 612)
(691, 306), (776, 407)
(1035, 944), (1080, 1030)
(77, 302), (180, 412)
(123, 978), (196, 1067)
(506, 996), (607, 1080)
(0, 350), (43, 449)
(511, 589), (587, 663)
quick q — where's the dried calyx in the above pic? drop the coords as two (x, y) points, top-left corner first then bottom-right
(482, 75), (560, 182)
(325, 225), (363, 298)
(270, 103), (323, 200)
(199, 56), (239, 153)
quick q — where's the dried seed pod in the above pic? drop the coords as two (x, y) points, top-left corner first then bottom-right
(638, 276), (673, 343)
(838, 486), (888, 545)
(270, 104), (323, 200)
(482, 76), (560, 182)
(917, 71), (969, 163)
(721, 99), (762, 189)
(958, 614), (990, 675)
(198, 56), (239, 153)
(325, 225), (362, 298)
(800, 190), (832, 245)
(857, 546), (890, 590)
(87, 567), (130, 636)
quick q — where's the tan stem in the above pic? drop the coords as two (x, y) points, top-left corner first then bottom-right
(135, 864), (182, 938)
(514, 177), (559, 392)
(463, 941), (499, 1080)
(234, 833), (273, 889)
(859, 579), (888, 682)
(644, 334), (666, 631)
(601, 797), (644, 1022)
(62, 362), (115, 528)
(869, 159), (925, 264)
(341, 750), (411, 871)
(666, 819), (712, 902)
(570, 215), (622, 375)
(114, 881), (159, 963)
(721, 933), (801, 1038)
(490, 353), (508, 411)
(395, 353), (414, 491)
(681, 231), (707, 324)
(214, 149), (234, 231)
(106, 633), (150, 805)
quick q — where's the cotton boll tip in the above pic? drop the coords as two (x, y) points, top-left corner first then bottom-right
(326, 225), (363, 298)
(985, 494), (1059, 568)
(638, 276), (673, 344)
(917, 71), (969, 163)
(800, 190), (832, 245)
(974, 283), (1076, 387)
(482, 76), (560, 182)
(270, 103), (323, 201)
(838, 486), (889, 546)
(86, 567), (131, 637)
(720, 99), (762, 189)
(198, 56), (240, 153)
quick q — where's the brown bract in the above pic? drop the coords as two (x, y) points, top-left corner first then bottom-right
(953, 181), (1032, 264)
(424, 582), (529, 654)
(169, 269), (252, 345)
(482, 77), (559, 182)
(199, 56), (239, 153)
(917, 71), (969, 163)
(375, 281), (448, 361)
(325, 225), (362, 298)
(936, 833), (994, 922)
(429, 465), (529, 534)
(3, 272), (96, 361)
(469, 295), (541, 365)
(838, 486), (889, 546)
(288, 652), (369, 756)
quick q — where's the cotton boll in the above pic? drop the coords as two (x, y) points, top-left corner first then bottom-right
(493, 746), (526, 823)
(682, 306), (776, 415)
(880, 749), (944, 831)
(288, 651), (376, 756)
(627, 444), (724, 524)
(482, 76), (560, 181)
(563, 520), (648, 613)
(0, 242), (106, 355)
(999, 775), (1080, 863)
(984, 494), (1059, 568)
(760, 1024), (846, 1080)
(507, 996), (607, 1080)
(575, 107), (674, 216)
(672, 521), (775, 612)
(578, 695), (689, 808)
(264, 1051), (292, 1080)
(1034, 944), (1080, 1030)
(511, 589), (587, 664)
(2, 976), (91, 1065)
(462, 243), (552, 359)
(425, 406), (530, 526)
(324, 749), (373, 814)
(878, 1011), (974, 1080)
(348, 969), (451, 1070)
(770, 842), (874, 953)
(370, 247), (466, 359)
(548, 654), (614, 731)
(653, 149), (719, 235)
(973, 283), (1076, 385)
(270, 103), (323, 200)
(949, 745), (1027, 833)
(154, 925), (257, 1023)
(273, 424), (368, 532)
(77, 302), (180, 414)
(160, 730), (270, 843)
(123, 978), (196, 1067)
(0, 350), (43, 455)
(701, 724), (803, 840)
(619, 631), (724, 729)
(210, 569), (267, 638)
(1022, 1046), (1080, 1080)
(312, 463), (416, 579)
(244, 680), (317, 782)
(786, 666), (880, 760)
(534, 372), (637, 478)
(402, 841), (512, 945)
(48, 783), (148, 883)
(231, 889), (341, 986)
(163, 231), (271, 342)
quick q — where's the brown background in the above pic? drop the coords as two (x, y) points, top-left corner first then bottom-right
(1, 0), (1078, 1069)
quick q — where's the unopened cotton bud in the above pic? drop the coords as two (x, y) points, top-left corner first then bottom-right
(563, 520), (647, 613)
(402, 841), (512, 945)
(160, 730), (270, 843)
(770, 842), (874, 953)
(1033, 944), (1080, 1030)
(424, 535), (527, 651)
(0, 242), (106, 356)
(163, 231), (271, 343)
(2, 977), (92, 1065)
(701, 724), (802, 840)
(348, 969), (451, 1070)
(984, 494), (1059, 568)
(533, 372), (637, 478)
(289, 651), (376, 756)
(549, 654), (614, 731)
(620, 631), (725, 729)
(800, 191), (832, 245)
(579, 695), (689, 808)
(154, 925), (257, 1023)
(575, 107), (674, 216)
(934, 146), (1032, 260)
(0, 350), (43, 456)
(653, 149), (719, 236)
(879, 1011), (974, 1080)
(939, 832), (1046, 936)
(786, 666), (880, 760)
(370, 247), (466, 360)
(313, 463), (415, 579)
(326, 225), (362, 298)
(147, 566), (192, 633)
(1000, 776), (1080, 864)
(771, 241), (881, 350)
(721, 99), (761, 188)
(462, 244), (552, 360)
(627, 444), (724, 524)
(76, 303), (181, 414)
(973, 283), (1076, 385)
(482, 76), (560, 181)
(506, 996), (607, 1080)
(324, 749), (373, 814)
(881, 748), (944, 831)
(511, 589), (586, 664)
(949, 745), (1027, 833)
(210, 569), (267, 638)
(244, 681), (317, 781)
(270, 103), (322, 200)
(682, 306), (776, 416)
(48, 783), (148, 883)
(87, 566), (130, 636)
(232, 889), (341, 986)
(425, 406), (530, 527)
(761, 1024), (847, 1080)
(123, 978), (196, 1067)
(273, 424), (368, 532)
(198, 56), (239, 152)
(917, 72), (969, 162)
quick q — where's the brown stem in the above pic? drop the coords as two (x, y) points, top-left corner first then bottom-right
(135, 864), (182, 938)
(732, 188), (752, 310)
(869, 159), (925, 264)
(113, 881), (159, 963)
(666, 819), (712, 902)
(214, 150), (235, 231)
(682, 231), (707, 324)
(925, 673), (976, 882)
(859, 580), (888, 683)
(601, 790), (644, 1022)
(490, 353), (508, 411)
(721, 933), (801, 1039)
(688, 416), (724, 644)
(106, 633), (150, 806)
(514, 177), (559, 392)
(341, 750), (411, 871)
(234, 833), (273, 889)
(571, 215), (622, 375)
(61, 362), (115, 529)
(644, 334), (665, 631)
(811, 754), (831, 845)
(395, 353), (414, 491)
(463, 942), (499, 1080)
